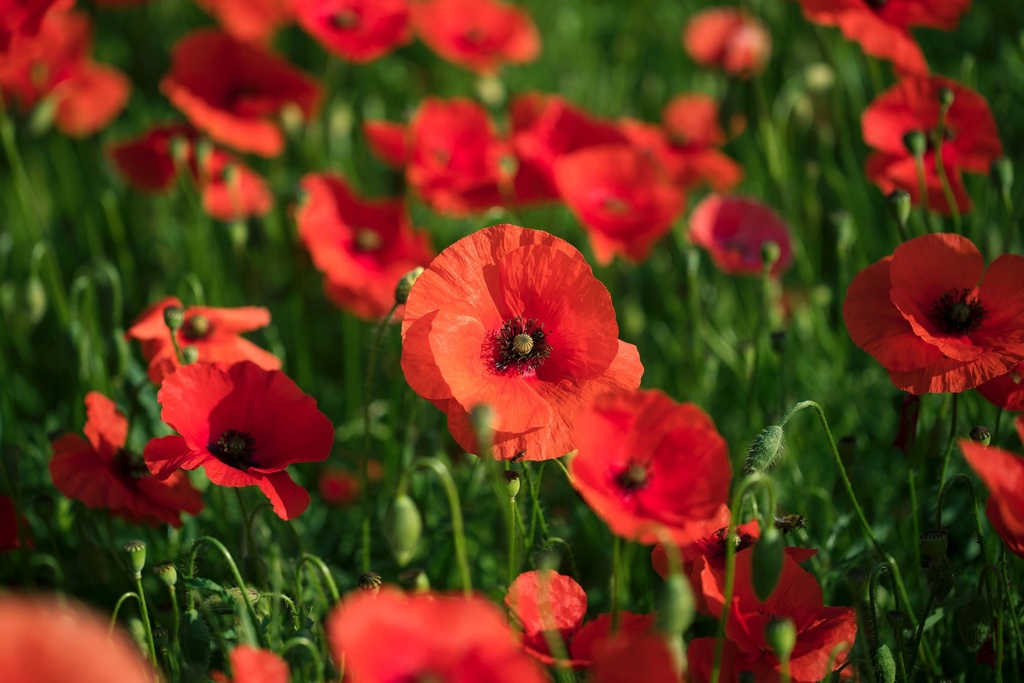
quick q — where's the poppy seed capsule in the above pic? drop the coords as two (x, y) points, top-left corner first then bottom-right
(920, 528), (949, 560)
(752, 525), (785, 602)
(179, 609), (212, 670)
(163, 306), (185, 331)
(123, 540), (146, 576)
(181, 345), (200, 365)
(969, 426), (991, 446)
(959, 589), (993, 650)
(902, 130), (927, 157)
(395, 267), (425, 305)
(153, 561), (178, 587)
(744, 424), (785, 474)
(886, 189), (911, 227)
(358, 572), (382, 595)
(938, 86), (955, 108)
(384, 494), (423, 567)
(925, 555), (954, 604)
(764, 618), (797, 661)
(501, 470), (521, 499)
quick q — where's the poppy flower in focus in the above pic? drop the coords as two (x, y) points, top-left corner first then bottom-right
(843, 233), (1024, 394)
(683, 7), (771, 77)
(144, 361), (334, 520)
(317, 466), (361, 506)
(977, 361), (1024, 413)
(126, 296), (281, 384)
(410, 0), (540, 74)
(570, 389), (731, 547)
(687, 549), (857, 683)
(688, 194), (793, 277)
(161, 29), (321, 157)
(327, 588), (548, 683)
(401, 224), (643, 461)
(295, 0), (411, 62)
(795, 0), (971, 75)
(196, 0), (293, 44)
(294, 172), (434, 320)
(0, 596), (153, 683)
(554, 144), (685, 264)
(862, 76), (1002, 214)
(961, 416), (1024, 558)
(49, 392), (203, 527)
(212, 646), (289, 683)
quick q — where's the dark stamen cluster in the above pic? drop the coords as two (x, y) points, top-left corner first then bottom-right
(182, 315), (211, 340)
(615, 463), (650, 492)
(208, 429), (256, 470)
(492, 316), (551, 375)
(865, 0), (887, 8)
(929, 288), (987, 335)
(114, 448), (150, 480)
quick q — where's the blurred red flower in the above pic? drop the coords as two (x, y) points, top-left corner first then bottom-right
(401, 224), (643, 461)
(0, 596), (153, 683)
(554, 144), (685, 264)
(688, 194), (793, 277)
(977, 361), (1024, 413)
(212, 645), (289, 683)
(683, 7), (771, 77)
(0, 10), (129, 136)
(795, 0), (971, 75)
(144, 361), (334, 520)
(295, 0), (411, 62)
(49, 392), (203, 527)
(317, 466), (361, 506)
(0, 0), (69, 52)
(294, 172), (434, 320)
(570, 389), (731, 547)
(327, 588), (548, 683)
(161, 29), (321, 157)
(196, 0), (293, 44)
(862, 76), (1002, 214)
(688, 549), (857, 682)
(126, 295), (281, 384)
(961, 416), (1024, 558)
(843, 233), (1024, 394)
(589, 632), (680, 683)
(0, 495), (25, 553)
(410, 0), (540, 74)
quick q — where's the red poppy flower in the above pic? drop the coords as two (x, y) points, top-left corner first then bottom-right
(410, 0), (540, 74)
(317, 466), (360, 506)
(843, 233), (1024, 394)
(570, 389), (730, 547)
(196, 0), (293, 44)
(0, 0), (69, 52)
(554, 144), (685, 264)
(0, 596), (153, 683)
(295, 0), (411, 63)
(961, 416), (1024, 558)
(795, 0), (971, 75)
(688, 549), (857, 683)
(0, 495), (25, 553)
(688, 194), (793, 277)
(364, 119), (408, 167)
(506, 569), (587, 662)
(401, 224), (643, 461)
(49, 392), (203, 527)
(327, 588), (548, 683)
(161, 29), (321, 157)
(862, 76), (1002, 214)
(977, 361), (1024, 413)
(212, 646), (289, 683)
(144, 361), (334, 520)
(683, 7), (771, 77)
(294, 172), (434, 320)
(589, 632), (680, 683)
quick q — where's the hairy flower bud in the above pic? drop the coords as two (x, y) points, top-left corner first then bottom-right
(887, 189), (911, 227)
(875, 644), (897, 683)
(395, 267), (425, 305)
(656, 573), (695, 637)
(744, 425), (785, 474)
(179, 609), (212, 670)
(959, 590), (993, 650)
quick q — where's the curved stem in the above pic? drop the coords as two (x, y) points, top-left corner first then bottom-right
(934, 473), (987, 555)
(403, 458), (472, 595)
(936, 394), (959, 494)
(108, 591), (141, 636)
(297, 553), (341, 604)
(258, 592), (300, 631)
(281, 637), (325, 683)
(186, 536), (267, 647)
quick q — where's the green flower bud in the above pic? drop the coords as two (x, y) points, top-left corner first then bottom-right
(752, 525), (785, 602)
(656, 573), (695, 637)
(744, 425), (785, 475)
(163, 306), (185, 331)
(938, 86), (955, 108)
(395, 267), (424, 305)
(959, 590), (993, 650)
(760, 241), (781, 270)
(764, 618), (797, 661)
(181, 345), (200, 365)
(886, 189), (911, 227)
(502, 470), (521, 499)
(991, 157), (1013, 195)
(875, 644), (897, 683)
(920, 528), (949, 560)
(179, 609), (212, 670)
(358, 571), (382, 595)
(153, 561), (178, 587)
(969, 426), (991, 446)
(902, 130), (927, 157)
(123, 540), (146, 576)
(384, 493), (423, 567)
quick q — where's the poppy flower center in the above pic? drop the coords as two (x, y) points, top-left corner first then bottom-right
(182, 315), (211, 340)
(114, 448), (151, 480)
(354, 228), (383, 252)
(601, 196), (631, 215)
(329, 9), (359, 29)
(929, 288), (987, 335)
(208, 429), (256, 470)
(491, 316), (552, 375)
(864, 0), (886, 8)
(698, 526), (756, 559)
(615, 463), (650, 492)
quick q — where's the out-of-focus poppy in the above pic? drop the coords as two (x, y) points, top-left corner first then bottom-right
(961, 416), (1024, 558)
(505, 569), (587, 662)
(294, 0), (411, 62)
(144, 361), (335, 521)
(317, 466), (361, 506)
(977, 361), (1024, 413)
(410, 0), (540, 74)
(0, 0), (69, 52)
(589, 633), (680, 683)
(196, 0), (293, 44)
(401, 224), (643, 461)
(688, 194), (793, 277)
(843, 233), (1024, 394)
(683, 7), (771, 77)
(0, 495), (26, 553)
(212, 645), (290, 683)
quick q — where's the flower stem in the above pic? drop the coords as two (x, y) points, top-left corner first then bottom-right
(507, 495), (518, 588)
(934, 473), (987, 554)
(281, 636), (325, 683)
(108, 591), (140, 636)
(296, 553), (341, 605)
(935, 100), (962, 234)
(134, 573), (159, 670)
(610, 534), (622, 632)
(936, 393), (959, 494)
(406, 458), (472, 595)
(187, 536), (267, 647)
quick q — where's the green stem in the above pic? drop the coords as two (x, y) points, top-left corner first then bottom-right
(610, 535), (622, 632)
(108, 591), (141, 636)
(507, 495), (518, 587)
(168, 585), (181, 658)
(934, 473), (986, 555)
(134, 574), (159, 670)
(281, 637), (325, 683)
(258, 592), (300, 631)
(936, 394), (959, 493)
(934, 101), (962, 234)
(404, 458), (472, 595)
(913, 154), (933, 234)
(186, 536), (267, 647)
(297, 553), (341, 604)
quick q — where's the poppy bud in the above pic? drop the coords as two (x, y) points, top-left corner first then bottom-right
(969, 426), (991, 446)
(764, 618), (797, 662)
(30, 96), (57, 135)
(959, 590), (993, 650)
(902, 130), (927, 158)
(476, 74), (506, 108)
(384, 494), (422, 567)
(938, 86), (955, 108)
(760, 240), (781, 270)
(886, 190), (911, 227)
(925, 555), (954, 604)
(153, 561), (178, 587)
(501, 470), (521, 499)
(280, 102), (305, 138)
(399, 567), (431, 594)
(164, 306), (185, 331)
(874, 644), (897, 683)
(991, 157), (1013, 195)
(179, 609), (212, 670)
(744, 425), (785, 474)
(752, 525), (785, 601)
(123, 540), (146, 576)
(395, 267), (424, 305)
(358, 571), (382, 595)
(181, 345), (200, 365)
(920, 528), (948, 560)
(656, 573), (695, 637)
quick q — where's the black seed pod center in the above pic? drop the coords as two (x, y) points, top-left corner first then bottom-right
(208, 429), (256, 470)
(929, 288), (987, 335)
(492, 316), (552, 375)
(182, 315), (211, 340)
(865, 0), (886, 8)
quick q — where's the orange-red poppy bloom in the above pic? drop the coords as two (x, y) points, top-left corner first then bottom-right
(294, 172), (434, 320)
(401, 224), (643, 461)
(862, 76), (1002, 214)
(554, 144), (685, 264)
(212, 646), (289, 683)
(327, 588), (548, 683)
(410, 0), (540, 74)
(961, 416), (1024, 557)
(196, 0), (293, 44)
(126, 295), (281, 384)
(295, 0), (411, 62)
(688, 194), (793, 277)
(0, 595), (154, 683)
(161, 29), (321, 157)
(843, 233), (1024, 394)
(687, 549), (857, 683)
(977, 361), (1024, 413)
(683, 7), (771, 77)
(795, 0), (971, 75)
(570, 389), (731, 547)
(144, 361), (335, 520)
(0, 0), (68, 52)
(589, 632), (680, 683)
(49, 392), (203, 527)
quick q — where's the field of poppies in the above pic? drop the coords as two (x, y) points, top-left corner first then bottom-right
(2, 0), (1024, 681)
